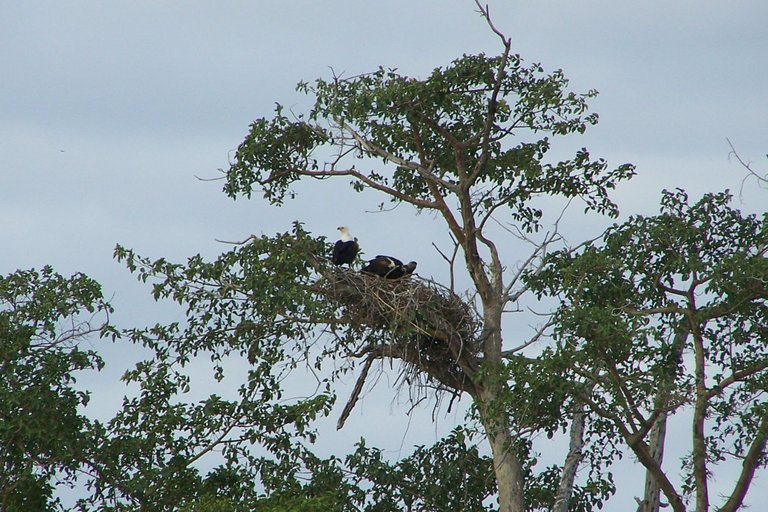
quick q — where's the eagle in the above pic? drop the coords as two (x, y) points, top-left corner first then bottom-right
(332, 226), (359, 266)
(361, 255), (417, 279)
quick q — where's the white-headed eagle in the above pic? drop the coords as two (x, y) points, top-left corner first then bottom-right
(332, 226), (359, 266)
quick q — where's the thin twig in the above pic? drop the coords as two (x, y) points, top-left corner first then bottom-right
(727, 138), (768, 200)
(215, 235), (258, 245)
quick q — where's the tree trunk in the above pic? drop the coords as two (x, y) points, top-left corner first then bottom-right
(552, 398), (588, 512)
(636, 411), (668, 512)
(636, 327), (687, 512)
(475, 383), (525, 512)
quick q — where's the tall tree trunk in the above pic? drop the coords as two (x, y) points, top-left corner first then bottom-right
(637, 328), (687, 512)
(552, 398), (589, 512)
(636, 411), (668, 512)
(476, 385), (525, 512)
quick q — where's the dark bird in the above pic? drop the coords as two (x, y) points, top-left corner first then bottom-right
(332, 226), (359, 266)
(361, 255), (417, 279)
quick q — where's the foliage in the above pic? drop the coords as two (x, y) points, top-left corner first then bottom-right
(344, 428), (496, 511)
(529, 190), (768, 511)
(0, 267), (111, 511)
(226, 54), (634, 232)
(220, 25), (635, 512)
(4, 7), (766, 512)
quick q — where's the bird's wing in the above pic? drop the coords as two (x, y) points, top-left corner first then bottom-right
(375, 255), (402, 266)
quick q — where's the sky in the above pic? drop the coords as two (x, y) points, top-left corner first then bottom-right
(1, 1), (767, 509)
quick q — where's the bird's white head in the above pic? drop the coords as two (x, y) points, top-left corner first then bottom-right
(337, 226), (352, 241)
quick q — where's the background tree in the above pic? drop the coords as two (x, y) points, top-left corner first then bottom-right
(530, 190), (768, 512)
(0, 267), (111, 511)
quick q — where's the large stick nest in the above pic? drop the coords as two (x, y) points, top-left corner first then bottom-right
(316, 269), (483, 427)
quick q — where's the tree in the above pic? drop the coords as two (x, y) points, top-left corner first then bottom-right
(212, 4), (633, 511)
(6, 5), (766, 512)
(0, 267), (111, 511)
(530, 190), (768, 512)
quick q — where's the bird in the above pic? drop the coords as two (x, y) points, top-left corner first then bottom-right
(331, 226), (359, 266)
(361, 255), (417, 279)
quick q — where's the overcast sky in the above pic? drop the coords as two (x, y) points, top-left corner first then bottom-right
(2, 1), (767, 509)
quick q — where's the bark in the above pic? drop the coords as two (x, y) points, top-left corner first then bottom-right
(636, 411), (668, 512)
(476, 384), (525, 512)
(637, 328), (687, 512)
(627, 434), (687, 512)
(691, 322), (709, 512)
(552, 400), (588, 512)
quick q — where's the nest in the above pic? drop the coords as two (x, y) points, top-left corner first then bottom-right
(317, 268), (482, 428)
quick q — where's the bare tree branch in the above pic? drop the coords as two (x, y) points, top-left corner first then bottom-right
(718, 409), (768, 512)
(552, 392), (591, 512)
(337, 353), (378, 430)
(727, 138), (768, 200)
(285, 164), (440, 209)
(432, 234), (460, 292)
(707, 360), (768, 400)
(469, 4), (512, 187)
(501, 318), (553, 356)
